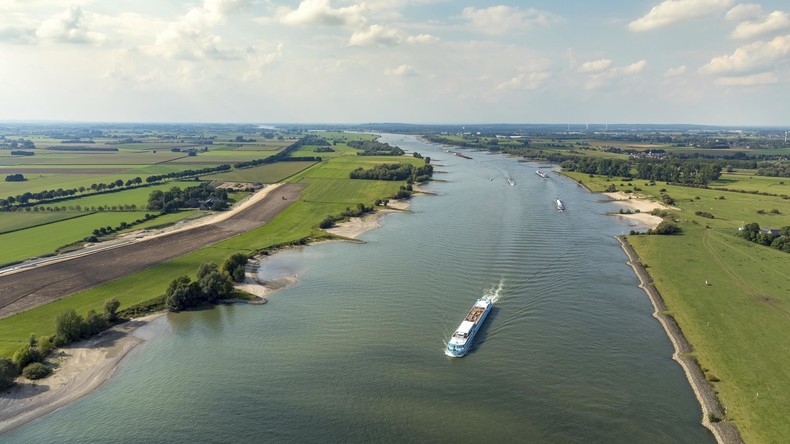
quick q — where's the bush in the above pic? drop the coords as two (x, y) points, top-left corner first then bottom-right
(652, 221), (680, 235)
(22, 362), (52, 380)
(0, 357), (18, 390)
(55, 309), (85, 345)
(12, 344), (42, 370)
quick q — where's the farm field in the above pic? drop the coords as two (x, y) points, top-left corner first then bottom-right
(205, 161), (318, 183)
(563, 170), (790, 443)
(35, 181), (198, 211)
(0, 212), (88, 234)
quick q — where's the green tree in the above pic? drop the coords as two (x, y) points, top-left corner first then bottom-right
(0, 357), (18, 390)
(199, 268), (234, 302)
(104, 298), (121, 322)
(22, 362), (52, 380)
(55, 309), (85, 344)
(85, 310), (110, 336)
(165, 276), (201, 312)
(13, 344), (42, 370)
(222, 253), (248, 283)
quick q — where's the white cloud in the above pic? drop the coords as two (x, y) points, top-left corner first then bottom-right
(628, 0), (733, 32)
(664, 65), (687, 76)
(243, 43), (284, 81)
(495, 71), (552, 91)
(151, 0), (250, 60)
(462, 6), (560, 35)
(700, 34), (790, 75)
(578, 59), (612, 73)
(725, 4), (762, 22)
(36, 6), (106, 45)
(585, 59), (646, 89)
(279, 0), (367, 27)
(715, 72), (778, 85)
(406, 34), (438, 44)
(386, 64), (416, 77)
(731, 10), (790, 39)
(348, 24), (402, 46)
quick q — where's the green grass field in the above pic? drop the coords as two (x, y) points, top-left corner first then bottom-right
(0, 212), (88, 234)
(203, 161), (318, 183)
(564, 170), (790, 443)
(35, 181), (198, 211)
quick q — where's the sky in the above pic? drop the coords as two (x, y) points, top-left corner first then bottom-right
(0, 0), (788, 126)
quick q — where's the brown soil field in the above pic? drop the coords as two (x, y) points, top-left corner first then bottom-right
(0, 183), (302, 318)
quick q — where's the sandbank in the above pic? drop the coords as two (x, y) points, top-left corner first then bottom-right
(0, 313), (165, 434)
(604, 191), (669, 230)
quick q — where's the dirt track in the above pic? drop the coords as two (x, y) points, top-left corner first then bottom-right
(0, 183), (303, 319)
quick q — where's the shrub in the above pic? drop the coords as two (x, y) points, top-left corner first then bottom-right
(55, 309), (85, 345)
(0, 357), (18, 390)
(12, 344), (42, 370)
(22, 363), (52, 380)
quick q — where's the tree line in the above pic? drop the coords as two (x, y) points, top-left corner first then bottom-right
(737, 223), (790, 253)
(349, 162), (433, 182)
(147, 183), (229, 213)
(165, 254), (248, 311)
(347, 140), (404, 156)
(0, 177), (145, 211)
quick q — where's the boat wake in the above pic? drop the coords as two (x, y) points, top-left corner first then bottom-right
(483, 278), (504, 304)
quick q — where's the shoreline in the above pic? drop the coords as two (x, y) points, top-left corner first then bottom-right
(0, 195), (420, 435)
(0, 313), (165, 435)
(602, 191), (666, 230)
(617, 237), (743, 444)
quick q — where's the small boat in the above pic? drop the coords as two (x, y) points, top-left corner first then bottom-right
(507, 177), (515, 186)
(555, 198), (565, 211)
(445, 298), (493, 358)
(536, 170), (549, 179)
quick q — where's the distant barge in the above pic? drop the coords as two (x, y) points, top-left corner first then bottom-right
(450, 151), (473, 160)
(445, 298), (493, 358)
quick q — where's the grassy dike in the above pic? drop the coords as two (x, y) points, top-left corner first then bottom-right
(0, 137), (423, 357)
(564, 171), (790, 444)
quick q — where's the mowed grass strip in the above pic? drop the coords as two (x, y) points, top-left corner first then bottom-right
(0, 212), (89, 234)
(564, 170), (790, 443)
(0, 212), (151, 265)
(204, 161), (318, 183)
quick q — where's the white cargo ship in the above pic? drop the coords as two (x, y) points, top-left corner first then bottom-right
(445, 298), (493, 357)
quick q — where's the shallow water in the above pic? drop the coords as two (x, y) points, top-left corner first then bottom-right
(3, 134), (714, 443)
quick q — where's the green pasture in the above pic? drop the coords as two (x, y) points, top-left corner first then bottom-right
(36, 181), (197, 211)
(712, 171), (790, 195)
(565, 170), (790, 443)
(0, 211), (88, 234)
(204, 161), (318, 183)
(1, 174), (157, 196)
(165, 150), (271, 164)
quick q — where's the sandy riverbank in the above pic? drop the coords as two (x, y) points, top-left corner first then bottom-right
(618, 237), (743, 444)
(0, 313), (165, 434)
(604, 191), (669, 230)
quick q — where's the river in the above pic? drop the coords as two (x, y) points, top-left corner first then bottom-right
(3, 134), (714, 443)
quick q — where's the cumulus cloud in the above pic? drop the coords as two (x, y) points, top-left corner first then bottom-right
(36, 6), (106, 44)
(495, 71), (552, 91)
(243, 43), (284, 80)
(628, 0), (733, 32)
(348, 24), (402, 46)
(386, 64), (417, 77)
(152, 0), (252, 60)
(731, 10), (790, 39)
(578, 59), (612, 73)
(585, 59), (646, 89)
(700, 34), (790, 75)
(462, 6), (560, 35)
(279, 0), (367, 27)
(725, 3), (762, 22)
(664, 65), (688, 76)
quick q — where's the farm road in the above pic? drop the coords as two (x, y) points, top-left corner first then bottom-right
(0, 183), (303, 319)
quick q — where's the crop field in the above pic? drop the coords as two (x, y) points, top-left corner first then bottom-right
(204, 161), (318, 183)
(35, 181), (198, 210)
(0, 211), (155, 265)
(564, 170), (790, 443)
(0, 211), (88, 234)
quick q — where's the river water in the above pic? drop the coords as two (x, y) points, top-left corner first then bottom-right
(4, 134), (714, 443)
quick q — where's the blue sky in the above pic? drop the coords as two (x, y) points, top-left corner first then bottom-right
(1, 0), (788, 125)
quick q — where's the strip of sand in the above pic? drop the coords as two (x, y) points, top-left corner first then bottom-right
(604, 191), (669, 230)
(0, 313), (165, 434)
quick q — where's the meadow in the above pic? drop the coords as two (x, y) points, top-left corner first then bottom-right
(563, 170), (790, 443)
(204, 161), (318, 183)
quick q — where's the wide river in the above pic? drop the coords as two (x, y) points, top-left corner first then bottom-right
(4, 134), (714, 443)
